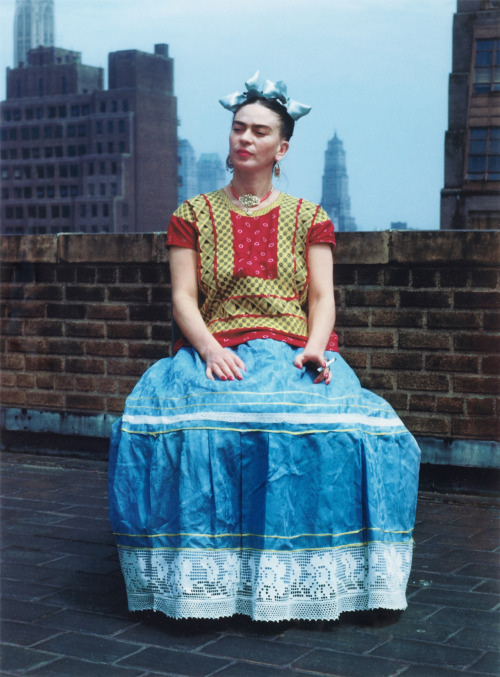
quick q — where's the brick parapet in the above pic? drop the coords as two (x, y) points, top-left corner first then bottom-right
(1, 231), (499, 460)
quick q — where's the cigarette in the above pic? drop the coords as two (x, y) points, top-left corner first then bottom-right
(317, 357), (336, 372)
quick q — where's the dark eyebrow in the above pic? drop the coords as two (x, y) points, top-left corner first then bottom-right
(232, 121), (272, 132)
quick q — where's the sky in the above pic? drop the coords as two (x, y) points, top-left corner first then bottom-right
(0, 0), (456, 231)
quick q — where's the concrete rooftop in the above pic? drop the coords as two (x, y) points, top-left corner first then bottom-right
(0, 452), (499, 677)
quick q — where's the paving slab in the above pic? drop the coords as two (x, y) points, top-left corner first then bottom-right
(1, 452), (499, 677)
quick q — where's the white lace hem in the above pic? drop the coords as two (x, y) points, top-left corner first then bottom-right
(118, 541), (412, 622)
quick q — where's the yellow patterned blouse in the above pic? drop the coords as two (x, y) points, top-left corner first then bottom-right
(167, 189), (338, 352)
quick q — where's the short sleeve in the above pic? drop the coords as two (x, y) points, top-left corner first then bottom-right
(166, 202), (198, 249)
(309, 207), (336, 247)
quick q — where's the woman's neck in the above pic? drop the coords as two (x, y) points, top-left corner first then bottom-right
(230, 173), (273, 199)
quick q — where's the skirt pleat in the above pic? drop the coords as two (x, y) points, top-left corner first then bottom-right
(109, 339), (420, 621)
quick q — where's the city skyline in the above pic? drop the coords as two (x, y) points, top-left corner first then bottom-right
(1, 0), (456, 231)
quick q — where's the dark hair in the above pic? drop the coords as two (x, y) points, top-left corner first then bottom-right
(234, 96), (295, 141)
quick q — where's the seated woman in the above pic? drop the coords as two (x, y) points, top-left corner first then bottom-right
(109, 72), (420, 622)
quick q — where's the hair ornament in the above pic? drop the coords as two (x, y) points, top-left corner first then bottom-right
(219, 71), (311, 121)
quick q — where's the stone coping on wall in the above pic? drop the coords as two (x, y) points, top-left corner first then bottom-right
(1, 230), (499, 265)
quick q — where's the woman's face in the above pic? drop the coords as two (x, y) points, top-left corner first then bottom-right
(229, 102), (289, 175)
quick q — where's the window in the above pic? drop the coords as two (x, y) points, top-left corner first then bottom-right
(37, 187), (45, 198)
(97, 142), (103, 154)
(35, 107), (43, 119)
(51, 205), (60, 218)
(9, 128), (17, 141)
(55, 146), (63, 157)
(77, 145), (86, 156)
(21, 127), (30, 140)
(28, 205), (36, 218)
(38, 205), (46, 218)
(92, 204), (98, 217)
(48, 106), (56, 119)
(68, 124), (76, 137)
(24, 187), (32, 198)
(1, 188), (9, 199)
(122, 99), (129, 112)
(111, 101), (118, 112)
(118, 120), (125, 134)
(32, 148), (40, 159)
(78, 124), (86, 137)
(1, 168), (9, 180)
(473, 39), (500, 93)
(71, 105), (80, 117)
(68, 145), (76, 157)
(46, 166), (55, 178)
(59, 164), (68, 177)
(108, 142), (114, 153)
(70, 165), (78, 177)
(119, 141), (126, 153)
(80, 204), (87, 217)
(31, 127), (40, 140)
(14, 188), (21, 198)
(47, 186), (55, 198)
(96, 120), (103, 134)
(467, 128), (500, 180)
(1, 149), (7, 160)
(62, 205), (70, 218)
(88, 162), (94, 175)
(21, 148), (30, 160)
(36, 166), (45, 179)
(100, 101), (106, 113)
(58, 106), (67, 118)
(103, 204), (109, 217)
(70, 185), (78, 197)
(54, 125), (63, 138)
(15, 206), (23, 219)
(44, 125), (53, 139)
(100, 183), (106, 196)
(99, 161), (106, 175)
(82, 104), (90, 116)
(26, 108), (34, 120)
(60, 186), (68, 197)
(107, 121), (114, 134)
(44, 147), (53, 158)
(9, 149), (18, 159)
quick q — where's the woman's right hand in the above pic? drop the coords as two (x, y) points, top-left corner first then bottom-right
(203, 346), (246, 381)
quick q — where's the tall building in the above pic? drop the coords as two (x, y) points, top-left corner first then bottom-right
(1, 43), (178, 235)
(197, 153), (226, 195)
(177, 139), (198, 204)
(321, 132), (357, 232)
(440, 0), (500, 230)
(14, 0), (55, 67)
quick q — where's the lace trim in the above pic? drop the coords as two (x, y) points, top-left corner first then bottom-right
(118, 542), (412, 621)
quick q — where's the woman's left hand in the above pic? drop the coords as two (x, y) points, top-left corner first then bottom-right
(293, 349), (332, 385)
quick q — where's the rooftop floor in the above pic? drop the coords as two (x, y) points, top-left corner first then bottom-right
(1, 453), (499, 677)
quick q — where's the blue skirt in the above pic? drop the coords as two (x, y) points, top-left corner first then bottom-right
(109, 339), (420, 621)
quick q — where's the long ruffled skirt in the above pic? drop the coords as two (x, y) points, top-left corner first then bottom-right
(108, 339), (420, 621)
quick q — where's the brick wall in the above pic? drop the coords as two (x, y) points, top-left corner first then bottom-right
(1, 231), (499, 464)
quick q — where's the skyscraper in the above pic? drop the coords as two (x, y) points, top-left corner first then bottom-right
(177, 139), (198, 205)
(440, 0), (500, 230)
(14, 0), (55, 67)
(197, 153), (226, 195)
(321, 132), (357, 232)
(1, 44), (178, 234)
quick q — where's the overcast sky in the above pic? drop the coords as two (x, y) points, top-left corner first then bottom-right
(0, 0), (456, 230)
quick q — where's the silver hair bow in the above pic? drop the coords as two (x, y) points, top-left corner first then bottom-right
(219, 71), (311, 121)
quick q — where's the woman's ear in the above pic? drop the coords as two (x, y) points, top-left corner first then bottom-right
(276, 139), (289, 162)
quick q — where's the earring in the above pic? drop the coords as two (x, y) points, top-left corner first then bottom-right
(226, 154), (234, 171)
(274, 162), (281, 178)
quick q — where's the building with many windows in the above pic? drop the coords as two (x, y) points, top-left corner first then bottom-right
(1, 43), (178, 234)
(14, 0), (55, 68)
(440, 0), (500, 229)
(177, 139), (198, 205)
(197, 153), (226, 196)
(320, 132), (357, 232)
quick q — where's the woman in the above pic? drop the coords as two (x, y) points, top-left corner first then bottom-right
(109, 72), (420, 622)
